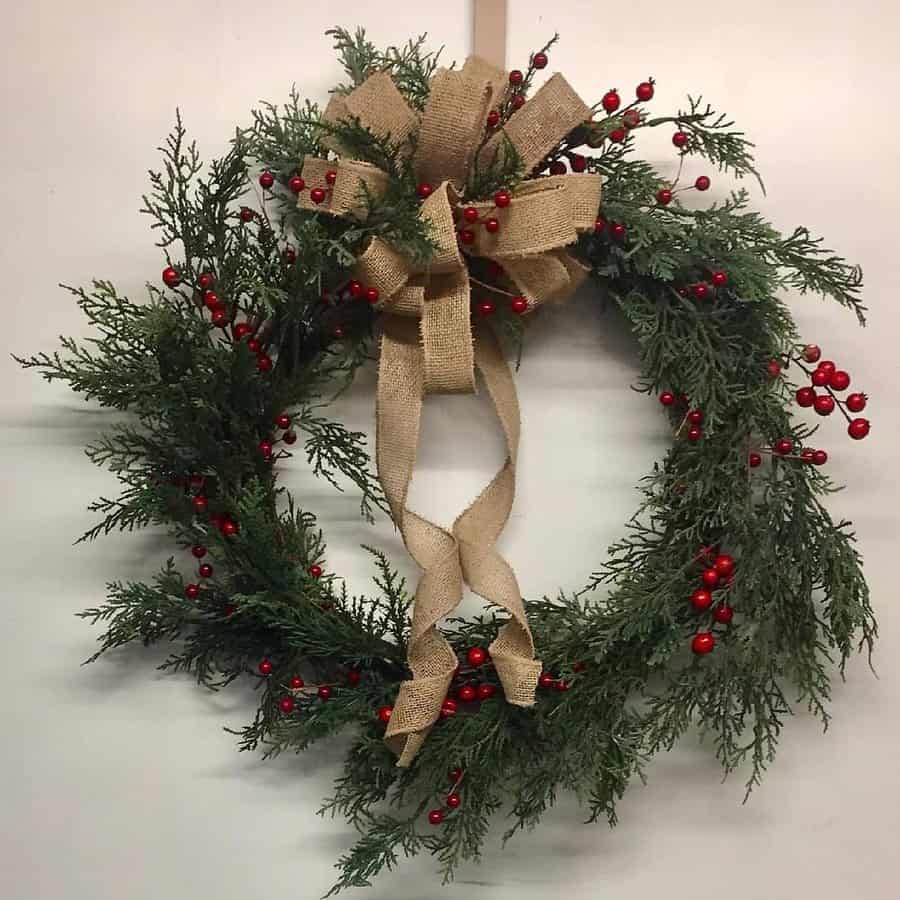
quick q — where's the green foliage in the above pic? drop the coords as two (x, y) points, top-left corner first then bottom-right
(20, 27), (875, 895)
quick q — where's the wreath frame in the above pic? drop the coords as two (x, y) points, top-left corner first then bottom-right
(18, 28), (877, 893)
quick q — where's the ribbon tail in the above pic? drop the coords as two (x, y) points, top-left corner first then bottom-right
(454, 325), (542, 706)
(377, 317), (460, 766)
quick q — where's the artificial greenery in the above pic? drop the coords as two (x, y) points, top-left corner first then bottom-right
(18, 28), (874, 894)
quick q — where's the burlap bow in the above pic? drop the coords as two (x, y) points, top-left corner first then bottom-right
(297, 57), (601, 766)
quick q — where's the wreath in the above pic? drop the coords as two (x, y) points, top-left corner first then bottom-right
(20, 28), (877, 893)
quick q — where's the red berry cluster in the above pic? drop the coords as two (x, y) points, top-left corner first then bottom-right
(456, 189), (512, 246)
(593, 216), (627, 242)
(795, 344), (870, 440)
(657, 392), (705, 442)
(285, 170), (331, 207)
(273, 411), (297, 447)
(689, 549), (736, 654)
(427, 768), (466, 826)
(270, 663), (362, 715)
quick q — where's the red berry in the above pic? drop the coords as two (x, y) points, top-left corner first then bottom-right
(211, 308), (228, 328)
(687, 426), (703, 442)
(477, 300), (496, 317)
(466, 647), (488, 667)
(659, 391), (675, 406)
(814, 395), (835, 416)
(287, 676), (304, 691)
(713, 603), (734, 624)
(365, 286), (380, 304)
(594, 217), (606, 234)
(713, 554), (735, 577)
(446, 791), (462, 809)
(487, 110), (500, 128)
(222, 520), (239, 537)
(258, 659), (273, 676)
(636, 81), (654, 101)
(848, 418), (870, 440)
(233, 322), (252, 340)
(687, 409), (704, 425)
(510, 296), (528, 315)
(609, 127), (626, 143)
(458, 228), (476, 245)
(532, 51), (548, 69)
(511, 93), (526, 110)
(846, 393), (866, 413)
(197, 272), (214, 290)
(812, 449), (828, 466)
(610, 222), (626, 240)
(325, 170), (337, 185)
(198, 563), (213, 578)
(333, 326), (345, 339)
(457, 684), (477, 703)
(818, 360), (837, 377)
(672, 131), (688, 148)
(377, 705), (393, 724)
(801, 448), (816, 464)
(288, 175), (305, 193)
(570, 154), (587, 172)
(259, 171), (275, 189)
(484, 217), (500, 233)
(694, 175), (711, 191)
(767, 359), (782, 379)
(279, 696), (295, 714)
(283, 430), (297, 445)
(344, 669), (361, 686)
(795, 387), (816, 407)
(494, 190), (511, 208)
(509, 69), (524, 85)
(317, 685), (332, 701)
(549, 160), (567, 175)
(749, 452), (762, 467)
(701, 568), (720, 588)
(802, 344), (821, 363)
(775, 438), (794, 455)
(623, 109), (642, 128)
(184, 583), (200, 600)
(239, 207), (255, 222)
(829, 370), (850, 391)
(417, 183), (434, 201)
(203, 290), (220, 310)
(428, 809), (445, 826)
(601, 90), (621, 113)
(259, 440), (273, 458)
(463, 206), (479, 223)
(247, 338), (261, 353)
(309, 187), (326, 204)
(440, 699), (458, 718)
(192, 495), (208, 514)
(538, 672), (555, 689)
(257, 354), (273, 372)
(308, 564), (323, 578)
(191, 544), (207, 559)
(691, 282), (710, 300)
(692, 632), (715, 654)
(477, 683), (496, 700)
(811, 368), (830, 387)
(657, 188), (673, 205)
(711, 270), (728, 288)
(162, 266), (180, 287)
(449, 768), (464, 783)
(347, 280), (363, 298)
(554, 678), (570, 692)
(691, 588), (713, 611)
(275, 413), (291, 430)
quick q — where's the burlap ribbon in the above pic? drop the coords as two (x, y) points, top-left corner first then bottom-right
(298, 57), (601, 766)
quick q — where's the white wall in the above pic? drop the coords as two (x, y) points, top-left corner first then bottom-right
(2, 2), (899, 898)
